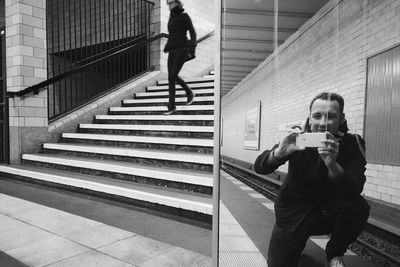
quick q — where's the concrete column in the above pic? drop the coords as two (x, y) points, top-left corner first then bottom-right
(5, 0), (47, 164)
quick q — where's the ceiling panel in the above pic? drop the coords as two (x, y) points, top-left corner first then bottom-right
(220, 0), (330, 97)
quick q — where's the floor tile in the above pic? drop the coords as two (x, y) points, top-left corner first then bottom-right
(45, 250), (133, 267)
(0, 197), (49, 217)
(139, 247), (211, 267)
(219, 236), (259, 252)
(0, 214), (28, 233)
(219, 223), (248, 236)
(5, 235), (90, 267)
(98, 235), (174, 265)
(64, 223), (135, 249)
(30, 214), (102, 236)
(0, 225), (53, 252)
(12, 207), (75, 226)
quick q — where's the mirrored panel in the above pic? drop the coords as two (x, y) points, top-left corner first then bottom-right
(218, 0), (400, 266)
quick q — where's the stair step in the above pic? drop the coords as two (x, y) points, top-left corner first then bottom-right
(110, 105), (214, 112)
(62, 133), (213, 147)
(78, 124), (214, 139)
(157, 77), (214, 85)
(62, 133), (213, 154)
(147, 82), (214, 91)
(79, 124), (214, 133)
(123, 96), (214, 106)
(43, 143), (213, 165)
(135, 89), (213, 99)
(0, 165), (212, 218)
(96, 114), (213, 121)
(95, 114), (214, 125)
(22, 154), (213, 191)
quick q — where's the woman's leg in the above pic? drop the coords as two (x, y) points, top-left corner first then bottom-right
(168, 48), (193, 107)
(167, 51), (178, 111)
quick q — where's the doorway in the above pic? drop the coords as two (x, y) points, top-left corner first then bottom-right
(0, 27), (9, 164)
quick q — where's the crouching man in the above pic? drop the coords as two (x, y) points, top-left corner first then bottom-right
(254, 92), (370, 267)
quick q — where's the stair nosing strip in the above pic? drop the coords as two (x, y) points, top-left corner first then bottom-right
(43, 143), (213, 164)
(109, 105), (215, 111)
(95, 115), (214, 121)
(21, 154), (213, 186)
(79, 124), (214, 132)
(135, 89), (214, 97)
(0, 166), (212, 214)
(62, 133), (213, 147)
(123, 96), (214, 104)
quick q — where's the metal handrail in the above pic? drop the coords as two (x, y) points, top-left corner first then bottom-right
(69, 34), (148, 68)
(6, 30), (214, 99)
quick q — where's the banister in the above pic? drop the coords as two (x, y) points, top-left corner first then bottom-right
(6, 30), (214, 99)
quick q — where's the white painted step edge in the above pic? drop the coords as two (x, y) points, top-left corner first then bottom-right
(0, 166), (212, 215)
(43, 143), (214, 165)
(95, 114), (214, 121)
(79, 124), (214, 133)
(123, 96), (214, 104)
(62, 133), (214, 147)
(157, 77), (214, 84)
(148, 82), (214, 91)
(109, 105), (214, 112)
(22, 154), (213, 187)
(135, 88), (213, 97)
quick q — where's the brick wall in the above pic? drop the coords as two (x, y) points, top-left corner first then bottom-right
(6, 0), (47, 127)
(221, 0), (400, 205)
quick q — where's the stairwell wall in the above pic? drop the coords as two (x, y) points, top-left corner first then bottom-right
(221, 0), (400, 208)
(5, 0), (213, 164)
(155, 0), (215, 77)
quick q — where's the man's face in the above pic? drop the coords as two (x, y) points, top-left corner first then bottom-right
(309, 99), (344, 135)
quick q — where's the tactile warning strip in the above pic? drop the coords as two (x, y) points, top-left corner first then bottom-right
(218, 201), (268, 266)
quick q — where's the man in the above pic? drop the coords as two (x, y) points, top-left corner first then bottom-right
(254, 92), (370, 267)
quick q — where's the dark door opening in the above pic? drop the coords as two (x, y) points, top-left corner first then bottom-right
(0, 27), (9, 164)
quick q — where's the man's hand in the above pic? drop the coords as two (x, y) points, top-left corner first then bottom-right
(274, 129), (305, 160)
(318, 132), (344, 178)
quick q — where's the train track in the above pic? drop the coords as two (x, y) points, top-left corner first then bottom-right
(221, 163), (400, 267)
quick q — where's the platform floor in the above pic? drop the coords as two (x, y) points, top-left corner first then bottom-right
(219, 171), (378, 267)
(0, 176), (211, 267)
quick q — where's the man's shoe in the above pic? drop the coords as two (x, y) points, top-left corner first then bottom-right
(163, 107), (176, 115)
(327, 257), (347, 267)
(186, 91), (194, 105)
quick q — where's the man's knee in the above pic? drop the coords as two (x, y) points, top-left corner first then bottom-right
(268, 224), (309, 267)
(332, 195), (370, 233)
(346, 196), (370, 221)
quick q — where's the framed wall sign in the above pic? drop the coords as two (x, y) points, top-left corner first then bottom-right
(244, 101), (261, 150)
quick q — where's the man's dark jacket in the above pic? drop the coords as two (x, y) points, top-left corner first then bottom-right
(254, 133), (367, 234)
(164, 7), (196, 52)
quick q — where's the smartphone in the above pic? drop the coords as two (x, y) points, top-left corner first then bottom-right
(296, 132), (327, 148)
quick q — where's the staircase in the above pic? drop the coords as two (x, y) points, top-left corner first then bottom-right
(0, 72), (215, 226)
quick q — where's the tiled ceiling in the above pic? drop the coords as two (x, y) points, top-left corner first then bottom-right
(221, 0), (330, 97)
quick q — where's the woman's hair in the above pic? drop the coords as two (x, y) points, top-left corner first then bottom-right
(304, 92), (349, 134)
(172, 0), (183, 8)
